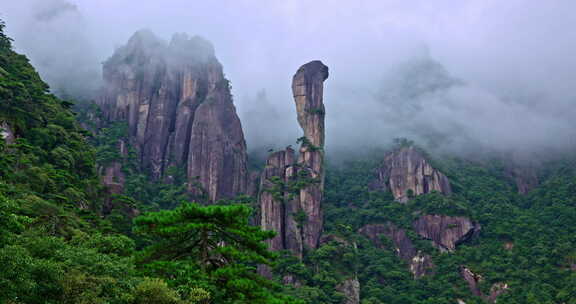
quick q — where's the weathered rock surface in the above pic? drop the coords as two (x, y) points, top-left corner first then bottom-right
(101, 161), (125, 196)
(99, 139), (128, 214)
(98, 30), (247, 202)
(246, 171), (261, 199)
(371, 146), (451, 202)
(413, 215), (480, 252)
(359, 223), (433, 278)
(292, 60), (329, 249)
(0, 121), (15, 144)
(186, 80), (248, 201)
(259, 148), (301, 255)
(461, 267), (483, 298)
(257, 61), (328, 280)
(336, 277), (360, 304)
(460, 266), (509, 303)
(257, 148), (303, 278)
(258, 61), (328, 258)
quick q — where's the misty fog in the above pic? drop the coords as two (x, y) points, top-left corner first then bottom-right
(2, 0), (575, 161)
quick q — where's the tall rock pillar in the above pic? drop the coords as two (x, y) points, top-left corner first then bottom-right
(257, 61), (329, 261)
(292, 60), (329, 250)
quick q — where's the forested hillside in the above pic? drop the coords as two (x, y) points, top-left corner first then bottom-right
(278, 153), (576, 303)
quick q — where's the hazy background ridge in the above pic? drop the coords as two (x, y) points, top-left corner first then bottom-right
(2, 0), (575, 160)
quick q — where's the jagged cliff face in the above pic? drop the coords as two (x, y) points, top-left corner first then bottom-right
(257, 61), (329, 261)
(98, 30), (247, 202)
(413, 215), (480, 252)
(371, 146), (452, 202)
(359, 223), (434, 278)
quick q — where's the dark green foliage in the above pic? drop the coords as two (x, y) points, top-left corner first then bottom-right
(0, 19), (102, 221)
(306, 107), (325, 116)
(263, 168), (320, 203)
(297, 136), (322, 151)
(135, 202), (300, 303)
(134, 203), (275, 266)
(0, 21), (200, 303)
(309, 153), (576, 303)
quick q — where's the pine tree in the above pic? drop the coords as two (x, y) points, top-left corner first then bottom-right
(134, 202), (301, 303)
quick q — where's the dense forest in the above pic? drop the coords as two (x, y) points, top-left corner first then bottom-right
(1, 16), (576, 304)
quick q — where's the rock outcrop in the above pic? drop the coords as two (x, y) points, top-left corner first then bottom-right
(258, 61), (329, 258)
(99, 139), (128, 214)
(413, 215), (480, 252)
(98, 30), (247, 202)
(0, 121), (15, 145)
(505, 163), (539, 195)
(499, 152), (540, 195)
(371, 146), (451, 202)
(461, 266), (509, 303)
(359, 223), (433, 278)
(336, 277), (360, 304)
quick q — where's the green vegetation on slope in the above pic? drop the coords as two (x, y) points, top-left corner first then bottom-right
(0, 20), (296, 304)
(278, 152), (576, 304)
(2, 16), (576, 303)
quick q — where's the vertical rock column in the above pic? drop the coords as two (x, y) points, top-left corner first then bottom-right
(257, 61), (328, 265)
(292, 60), (329, 250)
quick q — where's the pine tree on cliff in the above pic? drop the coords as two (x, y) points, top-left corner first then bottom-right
(134, 203), (302, 303)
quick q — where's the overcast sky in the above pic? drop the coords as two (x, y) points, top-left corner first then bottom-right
(2, 0), (576, 159)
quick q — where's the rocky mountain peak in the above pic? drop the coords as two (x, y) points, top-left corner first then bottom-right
(371, 145), (452, 202)
(168, 33), (215, 65)
(98, 30), (247, 202)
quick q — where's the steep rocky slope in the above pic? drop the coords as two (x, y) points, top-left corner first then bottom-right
(98, 30), (247, 202)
